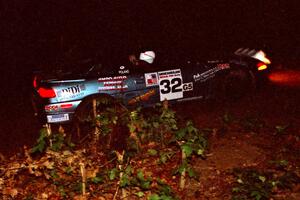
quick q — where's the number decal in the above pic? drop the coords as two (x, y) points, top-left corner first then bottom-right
(160, 78), (183, 94)
(160, 79), (170, 94)
(160, 78), (183, 95)
(158, 69), (183, 101)
(171, 78), (182, 93)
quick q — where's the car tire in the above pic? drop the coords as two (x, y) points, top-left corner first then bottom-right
(75, 95), (116, 123)
(73, 95), (129, 150)
(220, 69), (256, 101)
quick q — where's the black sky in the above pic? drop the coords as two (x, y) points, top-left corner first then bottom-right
(0, 0), (299, 122)
(1, 0), (299, 74)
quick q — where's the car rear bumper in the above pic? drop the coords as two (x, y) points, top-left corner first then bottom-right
(32, 94), (81, 124)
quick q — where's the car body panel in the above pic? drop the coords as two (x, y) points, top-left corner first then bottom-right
(32, 50), (271, 124)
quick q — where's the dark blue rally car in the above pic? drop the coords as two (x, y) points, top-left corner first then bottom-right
(32, 49), (271, 124)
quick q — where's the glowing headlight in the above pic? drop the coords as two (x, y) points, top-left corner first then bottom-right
(252, 50), (271, 64)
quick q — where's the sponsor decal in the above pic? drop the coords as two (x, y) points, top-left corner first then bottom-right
(45, 105), (58, 112)
(98, 76), (127, 82)
(158, 69), (183, 101)
(145, 72), (158, 87)
(217, 63), (230, 69)
(119, 69), (130, 74)
(57, 84), (86, 100)
(103, 80), (123, 87)
(128, 89), (156, 105)
(193, 63), (230, 82)
(183, 82), (193, 91)
(98, 76), (128, 91)
(119, 66), (130, 74)
(98, 85), (128, 91)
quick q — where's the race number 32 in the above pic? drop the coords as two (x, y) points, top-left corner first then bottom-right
(160, 78), (182, 94)
(158, 69), (183, 101)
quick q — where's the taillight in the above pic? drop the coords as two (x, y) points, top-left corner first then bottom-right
(38, 87), (56, 98)
(257, 62), (268, 71)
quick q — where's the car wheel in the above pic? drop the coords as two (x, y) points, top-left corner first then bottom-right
(221, 69), (255, 101)
(73, 95), (129, 150)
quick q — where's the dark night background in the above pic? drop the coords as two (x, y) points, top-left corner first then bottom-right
(0, 1), (299, 137)
(1, 2), (300, 197)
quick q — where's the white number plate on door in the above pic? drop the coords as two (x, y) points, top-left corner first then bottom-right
(158, 69), (183, 101)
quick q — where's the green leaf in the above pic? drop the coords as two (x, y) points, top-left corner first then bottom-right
(135, 191), (144, 198)
(187, 123), (198, 134)
(181, 144), (193, 157)
(275, 124), (289, 134)
(137, 170), (145, 181)
(250, 191), (262, 200)
(158, 183), (172, 196)
(279, 160), (289, 166)
(58, 186), (67, 197)
(175, 129), (186, 140)
(153, 122), (160, 128)
(160, 195), (173, 200)
(197, 149), (204, 156)
(271, 181), (278, 187)
(140, 180), (151, 189)
(38, 128), (48, 141)
(31, 129), (48, 153)
(92, 176), (104, 184)
(125, 165), (133, 176)
(171, 124), (178, 130)
(31, 140), (46, 153)
(159, 153), (168, 164)
(109, 168), (118, 180)
(67, 142), (75, 148)
(258, 176), (266, 183)
(178, 163), (187, 174)
(50, 170), (59, 179)
(65, 166), (73, 175)
(223, 113), (233, 124)
(128, 124), (137, 133)
(187, 167), (196, 178)
(232, 187), (240, 193)
(148, 149), (158, 156)
(149, 194), (160, 200)
(120, 174), (130, 187)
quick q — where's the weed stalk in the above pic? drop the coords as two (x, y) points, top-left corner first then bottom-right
(79, 162), (86, 199)
(180, 149), (187, 190)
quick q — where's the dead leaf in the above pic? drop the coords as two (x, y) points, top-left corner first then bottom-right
(2, 187), (18, 198)
(41, 193), (49, 199)
(42, 160), (55, 169)
(44, 172), (51, 180)
(0, 178), (4, 189)
(86, 167), (99, 179)
(73, 195), (87, 200)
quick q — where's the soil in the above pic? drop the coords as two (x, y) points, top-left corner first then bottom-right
(0, 71), (300, 199)
(172, 81), (300, 199)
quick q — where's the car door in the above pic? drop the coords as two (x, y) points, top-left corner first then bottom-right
(117, 66), (159, 107)
(130, 66), (195, 104)
(180, 62), (212, 101)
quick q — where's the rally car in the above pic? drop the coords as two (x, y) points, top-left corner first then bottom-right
(32, 48), (271, 124)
